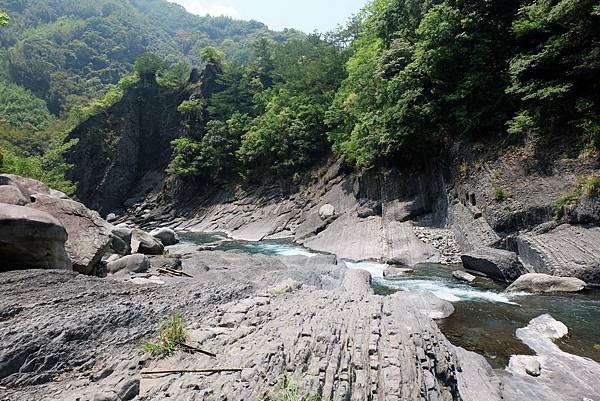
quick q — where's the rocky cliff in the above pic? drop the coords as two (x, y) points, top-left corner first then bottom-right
(65, 79), (189, 215)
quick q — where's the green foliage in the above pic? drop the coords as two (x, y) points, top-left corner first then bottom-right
(328, 0), (520, 167)
(553, 175), (600, 218)
(508, 0), (600, 145)
(0, 80), (55, 131)
(0, 136), (78, 196)
(200, 47), (225, 67)
(144, 314), (188, 358)
(134, 53), (167, 78)
(73, 73), (140, 123)
(491, 186), (511, 202)
(0, 9), (8, 26)
(262, 377), (324, 401)
(0, 0), (292, 114)
(169, 34), (345, 180)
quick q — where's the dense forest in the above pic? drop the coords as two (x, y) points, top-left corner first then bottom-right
(0, 0), (599, 194)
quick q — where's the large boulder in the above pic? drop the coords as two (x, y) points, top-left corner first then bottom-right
(150, 227), (179, 246)
(29, 194), (112, 275)
(0, 203), (71, 270)
(111, 225), (133, 255)
(0, 174), (68, 201)
(461, 247), (526, 282)
(131, 229), (164, 255)
(505, 273), (587, 294)
(107, 254), (150, 275)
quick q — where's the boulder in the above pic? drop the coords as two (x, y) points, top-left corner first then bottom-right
(318, 204), (336, 220)
(0, 203), (71, 270)
(461, 247), (526, 282)
(391, 291), (455, 319)
(383, 267), (414, 278)
(150, 227), (179, 246)
(111, 235), (130, 256)
(107, 254), (150, 275)
(106, 213), (117, 222)
(505, 273), (587, 294)
(452, 270), (477, 283)
(130, 229), (164, 255)
(30, 194), (112, 275)
(0, 185), (29, 206)
(0, 174), (68, 200)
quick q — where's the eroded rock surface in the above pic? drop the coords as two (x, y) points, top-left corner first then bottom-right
(461, 247), (526, 282)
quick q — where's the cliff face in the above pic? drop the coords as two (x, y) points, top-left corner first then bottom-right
(65, 79), (188, 215)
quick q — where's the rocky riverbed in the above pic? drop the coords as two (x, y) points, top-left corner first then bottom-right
(1, 170), (600, 401)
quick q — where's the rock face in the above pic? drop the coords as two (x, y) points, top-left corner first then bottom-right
(131, 229), (164, 255)
(107, 254), (150, 275)
(29, 194), (112, 275)
(461, 247), (526, 282)
(149, 227), (179, 246)
(505, 273), (587, 293)
(516, 224), (600, 284)
(0, 204), (71, 271)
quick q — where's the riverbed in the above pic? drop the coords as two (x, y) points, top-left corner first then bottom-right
(180, 232), (600, 369)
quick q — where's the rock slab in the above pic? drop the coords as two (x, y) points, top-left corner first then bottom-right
(461, 247), (525, 282)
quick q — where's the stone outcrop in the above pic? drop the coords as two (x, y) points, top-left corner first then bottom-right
(516, 224), (600, 284)
(461, 247), (526, 282)
(0, 204), (71, 271)
(505, 273), (587, 293)
(30, 194), (112, 275)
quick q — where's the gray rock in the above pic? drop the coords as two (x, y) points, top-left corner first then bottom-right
(0, 174), (68, 200)
(106, 213), (117, 222)
(453, 270), (477, 283)
(150, 227), (179, 246)
(383, 266), (414, 278)
(392, 290), (455, 319)
(505, 273), (586, 294)
(111, 235), (130, 256)
(30, 194), (112, 275)
(130, 229), (164, 255)
(516, 224), (600, 284)
(318, 203), (336, 220)
(0, 203), (71, 270)
(461, 247), (526, 282)
(0, 185), (29, 206)
(107, 254), (150, 275)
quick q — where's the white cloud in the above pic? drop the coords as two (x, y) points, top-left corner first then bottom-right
(169, 0), (240, 18)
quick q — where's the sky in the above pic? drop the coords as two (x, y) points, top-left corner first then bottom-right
(168, 0), (369, 33)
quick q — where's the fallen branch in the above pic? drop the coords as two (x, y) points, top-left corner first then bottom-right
(141, 368), (242, 375)
(179, 343), (217, 358)
(165, 267), (193, 278)
(157, 268), (179, 277)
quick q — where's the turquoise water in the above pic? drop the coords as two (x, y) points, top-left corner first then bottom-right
(181, 232), (600, 368)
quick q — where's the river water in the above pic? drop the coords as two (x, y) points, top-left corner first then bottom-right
(180, 232), (600, 369)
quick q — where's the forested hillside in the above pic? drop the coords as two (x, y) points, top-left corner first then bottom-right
(0, 0), (599, 197)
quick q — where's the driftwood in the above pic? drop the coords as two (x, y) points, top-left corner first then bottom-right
(179, 343), (217, 358)
(141, 368), (242, 375)
(157, 267), (194, 279)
